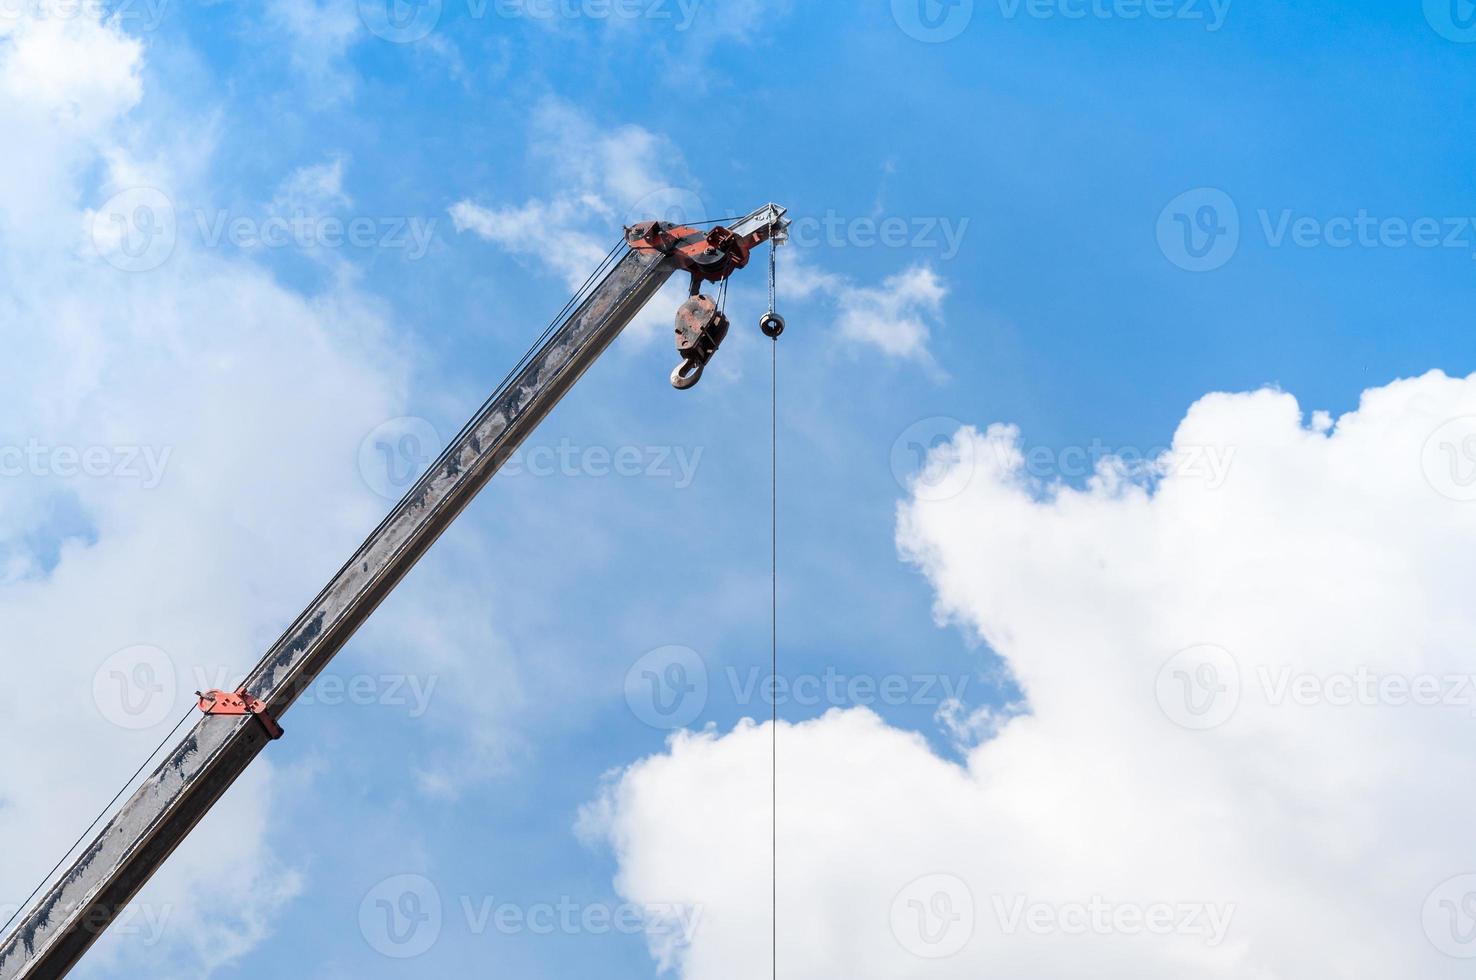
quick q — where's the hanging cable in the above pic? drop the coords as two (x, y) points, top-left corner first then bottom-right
(766, 226), (780, 980)
(0, 704), (198, 938)
(243, 233), (644, 701)
(770, 333), (778, 980)
(2, 235), (643, 939)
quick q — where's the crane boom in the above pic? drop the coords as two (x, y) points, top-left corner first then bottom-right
(0, 203), (789, 980)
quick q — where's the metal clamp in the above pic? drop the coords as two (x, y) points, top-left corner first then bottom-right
(197, 689), (284, 741)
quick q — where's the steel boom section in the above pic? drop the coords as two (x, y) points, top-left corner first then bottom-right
(0, 243), (678, 980)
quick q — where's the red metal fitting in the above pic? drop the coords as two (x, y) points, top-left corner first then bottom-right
(197, 689), (284, 741)
(625, 220), (778, 289)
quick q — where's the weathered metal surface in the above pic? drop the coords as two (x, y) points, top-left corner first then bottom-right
(0, 203), (788, 980)
(670, 294), (729, 390)
(0, 249), (671, 980)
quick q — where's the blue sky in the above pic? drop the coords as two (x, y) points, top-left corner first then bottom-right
(6, 0), (1476, 977)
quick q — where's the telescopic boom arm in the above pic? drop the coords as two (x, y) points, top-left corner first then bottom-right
(0, 203), (789, 980)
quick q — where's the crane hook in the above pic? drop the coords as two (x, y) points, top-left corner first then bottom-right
(671, 357), (705, 389)
(670, 294), (729, 390)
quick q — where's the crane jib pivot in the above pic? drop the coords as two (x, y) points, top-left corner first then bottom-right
(624, 212), (789, 389)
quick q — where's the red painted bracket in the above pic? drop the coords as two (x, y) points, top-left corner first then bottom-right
(625, 220), (778, 290)
(197, 689), (284, 741)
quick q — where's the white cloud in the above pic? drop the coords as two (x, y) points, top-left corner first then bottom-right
(585, 370), (1476, 979)
(775, 251), (948, 366)
(270, 157), (352, 218)
(451, 102), (950, 366)
(450, 196), (613, 292)
(0, 7), (418, 977)
(835, 263), (945, 365)
(263, 0), (361, 103)
(449, 98), (698, 345)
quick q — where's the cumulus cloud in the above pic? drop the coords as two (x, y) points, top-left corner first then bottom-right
(777, 251), (947, 367)
(585, 370), (1476, 978)
(0, 7), (416, 976)
(263, 0), (362, 104)
(449, 98), (700, 344)
(450, 101), (949, 365)
(835, 264), (945, 365)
